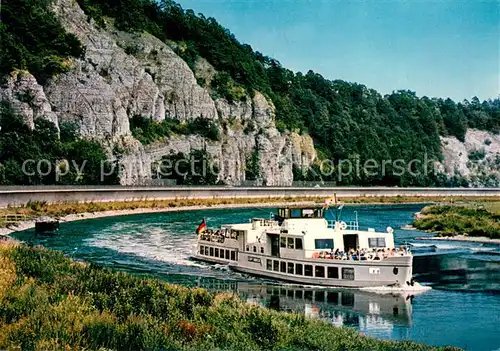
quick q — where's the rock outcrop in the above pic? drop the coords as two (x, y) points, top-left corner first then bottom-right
(440, 130), (500, 186)
(0, 71), (58, 130)
(0, 0), (316, 185)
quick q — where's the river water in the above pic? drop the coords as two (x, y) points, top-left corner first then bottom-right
(13, 204), (500, 351)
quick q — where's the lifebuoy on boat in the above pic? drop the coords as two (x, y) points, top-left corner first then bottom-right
(338, 221), (347, 230)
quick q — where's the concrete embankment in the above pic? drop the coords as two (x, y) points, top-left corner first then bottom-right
(0, 186), (499, 208)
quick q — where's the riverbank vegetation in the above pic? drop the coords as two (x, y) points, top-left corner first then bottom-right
(414, 203), (500, 239)
(1, 196), (499, 229)
(0, 102), (118, 186)
(0, 242), (460, 350)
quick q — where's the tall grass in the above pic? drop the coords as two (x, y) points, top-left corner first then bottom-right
(0, 244), (461, 351)
(414, 204), (500, 238)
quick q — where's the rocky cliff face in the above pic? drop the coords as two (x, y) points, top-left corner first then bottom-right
(0, 0), (316, 185)
(440, 130), (500, 187)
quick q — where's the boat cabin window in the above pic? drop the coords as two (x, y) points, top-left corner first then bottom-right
(267, 259), (272, 270)
(304, 265), (313, 277)
(287, 238), (294, 249)
(368, 237), (386, 248)
(215, 248), (219, 257)
(280, 237), (286, 248)
(210, 247), (214, 256)
(280, 262), (286, 273)
(315, 239), (334, 250)
(287, 262), (294, 274)
(260, 247), (264, 254)
(200, 245), (204, 254)
(204, 247), (209, 256)
(253, 246), (257, 252)
(231, 251), (236, 261)
(273, 260), (279, 271)
(315, 266), (325, 278)
(278, 208), (324, 219)
(295, 263), (303, 275)
(328, 267), (339, 279)
(296, 238), (303, 250)
(342, 267), (355, 280)
(225, 250), (230, 259)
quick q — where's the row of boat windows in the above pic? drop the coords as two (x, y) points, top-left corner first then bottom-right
(199, 245), (237, 261)
(246, 245), (265, 253)
(266, 259), (355, 280)
(267, 287), (355, 307)
(280, 237), (303, 250)
(278, 238), (387, 251)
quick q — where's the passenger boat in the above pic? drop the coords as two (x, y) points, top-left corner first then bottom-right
(193, 204), (414, 288)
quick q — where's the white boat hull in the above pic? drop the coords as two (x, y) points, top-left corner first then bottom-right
(194, 249), (413, 288)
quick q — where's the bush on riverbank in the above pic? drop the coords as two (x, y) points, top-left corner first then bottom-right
(414, 205), (500, 239)
(0, 243), (460, 351)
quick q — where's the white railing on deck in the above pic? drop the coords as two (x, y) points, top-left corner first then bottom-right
(327, 220), (359, 231)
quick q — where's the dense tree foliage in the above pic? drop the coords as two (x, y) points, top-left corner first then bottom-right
(0, 0), (84, 84)
(153, 149), (219, 185)
(0, 102), (118, 185)
(74, 0), (499, 186)
(130, 115), (220, 145)
(2, 0), (499, 186)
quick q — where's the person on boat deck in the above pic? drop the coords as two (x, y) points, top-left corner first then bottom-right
(360, 249), (366, 260)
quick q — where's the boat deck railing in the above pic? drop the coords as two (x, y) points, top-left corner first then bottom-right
(307, 248), (411, 261)
(198, 230), (239, 243)
(327, 220), (359, 231)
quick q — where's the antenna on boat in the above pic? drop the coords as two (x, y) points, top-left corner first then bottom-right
(334, 194), (344, 222)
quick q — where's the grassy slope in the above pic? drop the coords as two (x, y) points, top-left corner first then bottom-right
(0, 243), (460, 351)
(413, 203), (500, 238)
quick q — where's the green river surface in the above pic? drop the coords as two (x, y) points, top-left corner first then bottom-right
(13, 204), (500, 351)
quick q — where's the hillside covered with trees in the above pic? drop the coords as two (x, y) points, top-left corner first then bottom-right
(1, 0), (499, 186)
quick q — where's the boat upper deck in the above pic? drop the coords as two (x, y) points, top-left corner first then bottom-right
(197, 205), (410, 262)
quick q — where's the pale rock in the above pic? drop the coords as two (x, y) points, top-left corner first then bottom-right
(440, 129), (500, 186)
(0, 71), (58, 129)
(0, 0), (319, 187)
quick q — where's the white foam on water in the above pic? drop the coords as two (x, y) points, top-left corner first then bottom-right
(360, 282), (431, 295)
(213, 264), (231, 271)
(470, 247), (496, 253)
(409, 243), (436, 248)
(86, 223), (206, 268)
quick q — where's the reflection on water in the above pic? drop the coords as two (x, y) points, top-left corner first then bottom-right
(412, 242), (500, 292)
(11, 204), (500, 351)
(195, 279), (414, 338)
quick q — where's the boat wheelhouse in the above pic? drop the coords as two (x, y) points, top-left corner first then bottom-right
(194, 205), (413, 288)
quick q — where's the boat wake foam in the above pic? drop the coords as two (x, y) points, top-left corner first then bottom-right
(360, 282), (431, 295)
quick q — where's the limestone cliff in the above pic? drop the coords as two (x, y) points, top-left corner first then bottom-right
(440, 130), (500, 187)
(0, 0), (316, 185)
